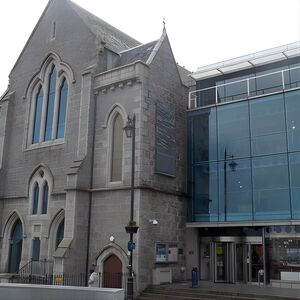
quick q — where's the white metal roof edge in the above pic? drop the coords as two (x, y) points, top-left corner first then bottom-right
(192, 41), (300, 80)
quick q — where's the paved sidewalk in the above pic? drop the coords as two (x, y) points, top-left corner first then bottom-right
(168, 281), (300, 299)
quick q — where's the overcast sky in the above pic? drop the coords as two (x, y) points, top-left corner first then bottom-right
(0, 0), (299, 94)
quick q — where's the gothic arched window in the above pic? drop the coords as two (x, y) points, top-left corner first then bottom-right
(30, 62), (69, 145)
(56, 220), (64, 249)
(32, 183), (39, 215)
(44, 66), (57, 141)
(41, 182), (49, 215)
(111, 113), (123, 182)
(32, 86), (43, 144)
(56, 78), (68, 139)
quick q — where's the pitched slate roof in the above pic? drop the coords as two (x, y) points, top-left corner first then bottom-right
(67, 0), (141, 53)
(115, 40), (158, 67)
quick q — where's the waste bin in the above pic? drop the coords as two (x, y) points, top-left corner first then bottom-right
(191, 267), (198, 287)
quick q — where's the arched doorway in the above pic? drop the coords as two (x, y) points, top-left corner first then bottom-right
(8, 219), (23, 273)
(103, 254), (122, 288)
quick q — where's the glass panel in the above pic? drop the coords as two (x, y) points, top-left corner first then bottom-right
(266, 237), (300, 281)
(217, 101), (250, 160)
(250, 94), (286, 156)
(32, 86), (43, 144)
(289, 153), (300, 219)
(219, 158), (252, 221)
(192, 108), (217, 162)
(252, 155), (290, 220)
(217, 80), (248, 103)
(44, 66), (57, 141)
(32, 238), (40, 261)
(251, 245), (263, 282)
(197, 87), (216, 107)
(194, 162), (218, 222)
(42, 183), (48, 214)
(32, 183), (39, 215)
(289, 67), (300, 88)
(250, 70), (283, 96)
(285, 90), (300, 152)
(111, 113), (123, 181)
(215, 243), (227, 281)
(56, 79), (68, 139)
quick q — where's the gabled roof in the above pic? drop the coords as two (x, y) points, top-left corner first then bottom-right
(115, 40), (158, 67)
(66, 0), (140, 53)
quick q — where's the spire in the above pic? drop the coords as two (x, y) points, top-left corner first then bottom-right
(163, 17), (166, 33)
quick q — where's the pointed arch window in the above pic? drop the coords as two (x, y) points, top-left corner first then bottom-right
(111, 113), (123, 182)
(44, 66), (57, 141)
(56, 220), (64, 249)
(30, 62), (69, 146)
(32, 86), (43, 144)
(56, 78), (68, 139)
(41, 182), (49, 214)
(32, 183), (39, 215)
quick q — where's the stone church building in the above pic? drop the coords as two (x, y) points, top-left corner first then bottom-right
(0, 0), (188, 293)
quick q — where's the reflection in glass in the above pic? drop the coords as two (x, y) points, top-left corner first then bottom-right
(289, 153), (300, 219)
(251, 70), (282, 96)
(194, 162), (218, 221)
(219, 158), (252, 221)
(192, 108), (217, 162)
(252, 155), (290, 220)
(285, 90), (300, 152)
(217, 101), (250, 160)
(217, 79), (248, 103)
(250, 94), (286, 156)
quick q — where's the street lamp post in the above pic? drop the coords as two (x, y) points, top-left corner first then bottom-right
(224, 149), (238, 222)
(123, 114), (138, 300)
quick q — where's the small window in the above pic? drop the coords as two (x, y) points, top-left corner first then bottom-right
(32, 238), (40, 261)
(41, 182), (49, 214)
(32, 183), (39, 215)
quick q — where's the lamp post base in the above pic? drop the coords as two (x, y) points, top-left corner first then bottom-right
(127, 276), (134, 300)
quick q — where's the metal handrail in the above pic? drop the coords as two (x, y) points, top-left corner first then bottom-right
(188, 65), (300, 109)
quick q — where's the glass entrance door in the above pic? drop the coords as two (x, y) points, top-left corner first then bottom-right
(214, 242), (234, 282)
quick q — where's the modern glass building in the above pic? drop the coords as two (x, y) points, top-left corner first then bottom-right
(187, 42), (300, 287)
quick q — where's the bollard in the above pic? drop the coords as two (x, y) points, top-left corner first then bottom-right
(191, 267), (198, 287)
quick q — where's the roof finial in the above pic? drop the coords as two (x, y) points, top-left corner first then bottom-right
(163, 17), (166, 31)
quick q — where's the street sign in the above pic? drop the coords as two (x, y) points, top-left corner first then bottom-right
(128, 241), (136, 250)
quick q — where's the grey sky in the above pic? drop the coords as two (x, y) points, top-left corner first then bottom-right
(0, 0), (299, 94)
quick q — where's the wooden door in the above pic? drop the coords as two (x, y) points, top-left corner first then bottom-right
(103, 255), (122, 288)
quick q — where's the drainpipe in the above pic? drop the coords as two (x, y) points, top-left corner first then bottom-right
(85, 91), (98, 285)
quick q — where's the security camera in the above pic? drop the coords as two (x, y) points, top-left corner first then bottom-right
(149, 219), (158, 225)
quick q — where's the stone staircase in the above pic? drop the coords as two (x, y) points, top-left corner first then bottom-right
(135, 284), (300, 300)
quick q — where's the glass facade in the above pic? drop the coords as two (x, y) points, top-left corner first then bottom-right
(188, 89), (300, 222)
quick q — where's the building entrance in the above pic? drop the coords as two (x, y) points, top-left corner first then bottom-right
(214, 242), (234, 283)
(200, 236), (263, 284)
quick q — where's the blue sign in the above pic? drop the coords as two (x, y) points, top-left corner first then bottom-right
(128, 242), (136, 251)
